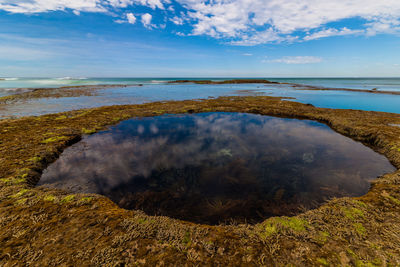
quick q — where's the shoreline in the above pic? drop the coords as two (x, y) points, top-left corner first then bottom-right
(0, 84), (134, 104)
(289, 83), (400, 95)
(170, 79), (400, 95)
(168, 79), (280, 84)
(1, 79), (399, 104)
(1, 79), (400, 120)
(1, 96), (400, 265)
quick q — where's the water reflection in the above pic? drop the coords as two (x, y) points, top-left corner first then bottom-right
(39, 113), (395, 224)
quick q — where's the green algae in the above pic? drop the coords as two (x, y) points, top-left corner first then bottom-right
(60, 195), (75, 203)
(382, 191), (400, 205)
(81, 128), (97, 135)
(316, 257), (329, 266)
(353, 223), (366, 236)
(11, 189), (30, 198)
(0, 96), (399, 265)
(80, 196), (93, 203)
(0, 177), (26, 185)
(16, 198), (28, 205)
(41, 136), (68, 144)
(56, 115), (67, 120)
(29, 156), (42, 163)
(258, 216), (308, 239)
(43, 195), (56, 202)
(343, 207), (365, 220)
(182, 231), (191, 246)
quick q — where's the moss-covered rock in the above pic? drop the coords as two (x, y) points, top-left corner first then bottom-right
(0, 96), (399, 265)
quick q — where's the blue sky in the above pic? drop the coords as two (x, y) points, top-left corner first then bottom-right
(0, 0), (400, 77)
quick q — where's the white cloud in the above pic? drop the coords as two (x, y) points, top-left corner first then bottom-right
(242, 53), (252, 56)
(304, 27), (363, 40)
(0, 0), (165, 13)
(175, 0), (400, 44)
(113, 12), (136, 24)
(126, 12), (136, 24)
(1, 0), (400, 45)
(268, 56), (323, 64)
(0, 0), (106, 13)
(365, 18), (400, 36)
(170, 16), (184, 25)
(230, 28), (298, 46)
(141, 13), (153, 28)
(106, 0), (132, 8)
(107, 0), (168, 9)
(132, 0), (165, 9)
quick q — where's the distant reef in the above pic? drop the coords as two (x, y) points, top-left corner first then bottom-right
(168, 79), (400, 96)
(0, 84), (131, 104)
(168, 79), (280, 84)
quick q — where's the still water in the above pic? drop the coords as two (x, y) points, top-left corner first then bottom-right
(1, 78), (400, 119)
(38, 113), (395, 224)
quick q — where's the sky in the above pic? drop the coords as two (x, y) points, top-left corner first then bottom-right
(0, 0), (400, 77)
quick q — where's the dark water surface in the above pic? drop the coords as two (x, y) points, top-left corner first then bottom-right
(38, 113), (395, 224)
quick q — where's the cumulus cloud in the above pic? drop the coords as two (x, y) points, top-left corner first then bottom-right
(1, 0), (400, 45)
(126, 12), (136, 24)
(268, 56), (323, 64)
(177, 0), (400, 44)
(182, 1), (400, 34)
(141, 13), (153, 28)
(114, 11), (136, 24)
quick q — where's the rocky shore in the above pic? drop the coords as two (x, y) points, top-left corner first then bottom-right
(168, 79), (280, 84)
(291, 83), (400, 95)
(0, 84), (131, 104)
(170, 79), (400, 96)
(0, 96), (400, 266)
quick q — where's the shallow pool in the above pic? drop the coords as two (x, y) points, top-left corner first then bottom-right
(38, 113), (395, 224)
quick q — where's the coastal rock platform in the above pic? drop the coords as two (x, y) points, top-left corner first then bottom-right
(1, 96), (400, 266)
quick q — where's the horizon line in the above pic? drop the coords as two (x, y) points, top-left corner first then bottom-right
(3, 76), (400, 79)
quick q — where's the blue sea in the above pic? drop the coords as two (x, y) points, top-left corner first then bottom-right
(1, 77), (400, 118)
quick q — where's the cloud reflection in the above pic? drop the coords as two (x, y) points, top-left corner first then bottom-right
(39, 113), (395, 224)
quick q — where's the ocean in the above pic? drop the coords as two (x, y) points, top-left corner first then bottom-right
(1, 77), (400, 92)
(1, 77), (400, 118)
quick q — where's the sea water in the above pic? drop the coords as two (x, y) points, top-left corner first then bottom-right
(1, 77), (400, 118)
